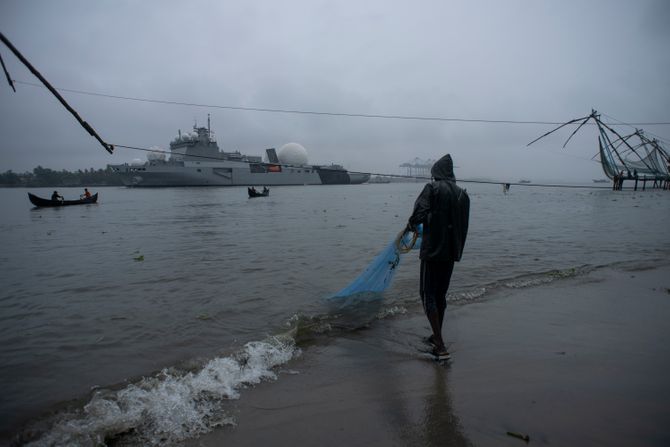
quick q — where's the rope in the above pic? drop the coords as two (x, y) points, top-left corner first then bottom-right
(12, 80), (670, 127)
(114, 143), (626, 190)
(4, 42), (664, 188)
(394, 228), (419, 254)
(0, 32), (114, 154)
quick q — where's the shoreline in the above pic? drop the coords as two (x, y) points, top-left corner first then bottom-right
(188, 264), (670, 447)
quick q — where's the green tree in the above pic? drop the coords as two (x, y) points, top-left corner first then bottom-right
(0, 170), (22, 186)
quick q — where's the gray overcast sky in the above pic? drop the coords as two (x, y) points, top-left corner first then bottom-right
(1, 0), (669, 181)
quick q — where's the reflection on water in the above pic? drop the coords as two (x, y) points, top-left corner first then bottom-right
(419, 366), (472, 446)
(338, 321), (473, 447)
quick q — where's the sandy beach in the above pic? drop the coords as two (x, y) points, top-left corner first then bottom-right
(187, 264), (670, 447)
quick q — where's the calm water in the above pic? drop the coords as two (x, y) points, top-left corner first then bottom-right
(1, 183), (669, 444)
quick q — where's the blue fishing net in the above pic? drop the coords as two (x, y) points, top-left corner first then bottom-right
(330, 225), (422, 299)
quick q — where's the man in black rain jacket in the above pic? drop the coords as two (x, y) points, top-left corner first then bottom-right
(407, 154), (469, 359)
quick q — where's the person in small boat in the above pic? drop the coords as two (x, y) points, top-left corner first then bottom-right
(82, 188), (91, 199)
(407, 154), (469, 360)
(249, 186), (257, 194)
(262, 186), (269, 194)
(51, 190), (64, 202)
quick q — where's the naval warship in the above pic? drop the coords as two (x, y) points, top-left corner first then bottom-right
(109, 117), (370, 187)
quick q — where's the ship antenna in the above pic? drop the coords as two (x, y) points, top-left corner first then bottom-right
(208, 114), (211, 134)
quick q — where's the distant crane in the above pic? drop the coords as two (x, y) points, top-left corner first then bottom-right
(399, 158), (435, 177)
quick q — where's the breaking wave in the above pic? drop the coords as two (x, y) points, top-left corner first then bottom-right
(447, 265), (594, 304)
(20, 336), (298, 446)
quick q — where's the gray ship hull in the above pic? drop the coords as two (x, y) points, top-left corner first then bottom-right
(110, 160), (370, 187)
(109, 119), (370, 187)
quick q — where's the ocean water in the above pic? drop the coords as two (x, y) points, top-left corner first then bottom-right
(1, 183), (668, 445)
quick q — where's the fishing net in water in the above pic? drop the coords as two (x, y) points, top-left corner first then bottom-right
(330, 225), (422, 299)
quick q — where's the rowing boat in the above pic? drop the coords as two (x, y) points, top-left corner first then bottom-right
(28, 193), (98, 207)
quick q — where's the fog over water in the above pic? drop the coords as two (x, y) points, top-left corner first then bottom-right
(1, 0), (669, 181)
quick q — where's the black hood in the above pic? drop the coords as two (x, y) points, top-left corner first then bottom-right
(431, 154), (455, 181)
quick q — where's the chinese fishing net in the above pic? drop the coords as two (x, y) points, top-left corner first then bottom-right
(330, 225), (422, 299)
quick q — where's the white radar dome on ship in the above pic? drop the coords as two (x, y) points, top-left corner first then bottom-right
(130, 158), (144, 166)
(147, 146), (166, 161)
(278, 142), (309, 166)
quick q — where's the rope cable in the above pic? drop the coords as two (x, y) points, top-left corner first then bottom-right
(113, 143), (620, 190)
(394, 228), (419, 254)
(602, 112), (670, 144)
(13, 79), (670, 127)
(0, 33), (114, 154)
(4, 56), (666, 185)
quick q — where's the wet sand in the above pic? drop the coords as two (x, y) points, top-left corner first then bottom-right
(189, 265), (670, 446)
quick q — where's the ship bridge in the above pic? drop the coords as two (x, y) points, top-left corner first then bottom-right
(169, 122), (221, 162)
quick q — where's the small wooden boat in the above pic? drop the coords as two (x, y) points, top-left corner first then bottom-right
(28, 192), (98, 207)
(247, 187), (269, 198)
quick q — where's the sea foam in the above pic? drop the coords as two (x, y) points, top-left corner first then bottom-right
(24, 337), (298, 446)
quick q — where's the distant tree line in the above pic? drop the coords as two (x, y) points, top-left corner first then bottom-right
(0, 166), (123, 187)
